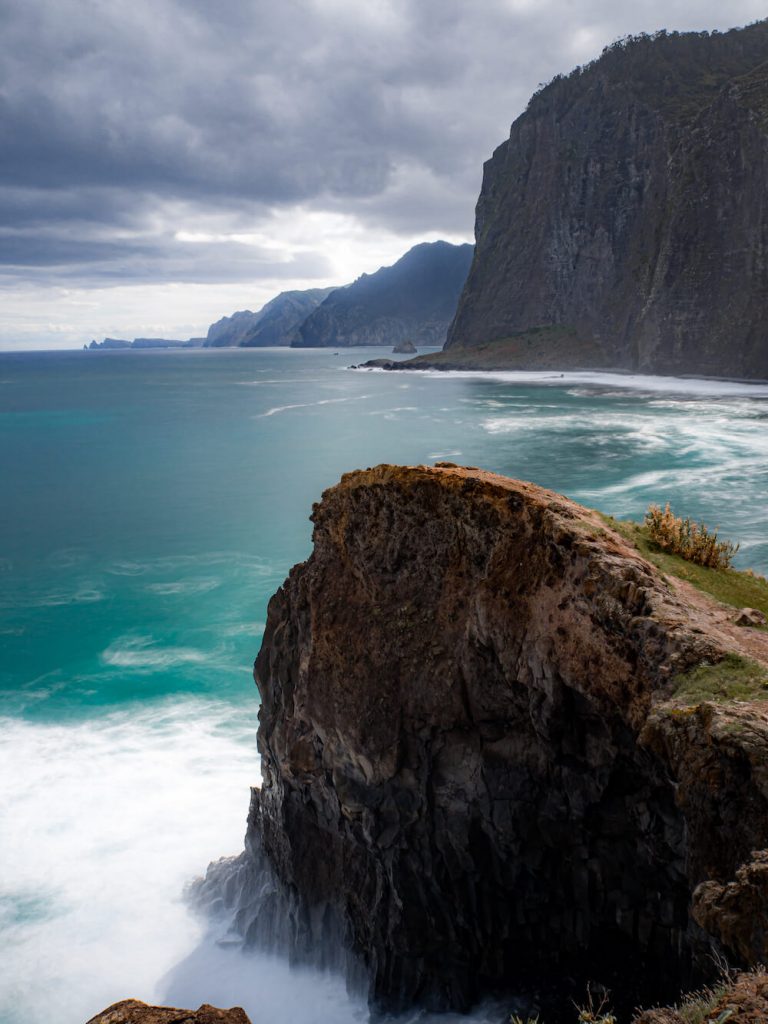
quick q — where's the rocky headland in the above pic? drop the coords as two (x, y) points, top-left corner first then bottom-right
(193, 463), (768, 1021)
(374, 23), (768, 378)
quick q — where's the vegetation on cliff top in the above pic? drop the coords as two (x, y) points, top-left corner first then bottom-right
(599, 514), (768, 620)
(643, 503), (740, 570)
(672, 652), (768, 704)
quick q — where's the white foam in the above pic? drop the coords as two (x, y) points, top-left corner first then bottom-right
(0, 700), (256, 1024)
(362, 366), (768, 397)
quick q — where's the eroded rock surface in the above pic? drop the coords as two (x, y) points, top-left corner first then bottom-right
(206, 464), (768, 1018)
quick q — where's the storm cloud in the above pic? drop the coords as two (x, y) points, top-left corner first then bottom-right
(1, 0), (766, 344)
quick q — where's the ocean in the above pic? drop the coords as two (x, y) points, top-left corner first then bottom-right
(1, 347), (767, 1024)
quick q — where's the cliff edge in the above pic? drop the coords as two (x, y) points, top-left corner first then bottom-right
(204, 464), (768, 1019)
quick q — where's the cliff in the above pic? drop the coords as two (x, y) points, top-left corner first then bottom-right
(438, 24), (768, 378)
(204, 289), (337, 348)
(200, 464), (768, 1019)
(294, 241), (473, 347)
(238, 288), (335, 347)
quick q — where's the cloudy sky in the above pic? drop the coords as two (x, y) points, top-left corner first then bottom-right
(1, 0), (765, 349)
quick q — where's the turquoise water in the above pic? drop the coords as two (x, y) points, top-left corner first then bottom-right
(1, 347), (767, 1023)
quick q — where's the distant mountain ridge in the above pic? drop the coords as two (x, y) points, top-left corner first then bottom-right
(85, 241), (473, 352)
(438, 22), (768, 378)
(203, 288), (335, 347)
(239, 288), (335, 346)
(295, 241), (473, 348)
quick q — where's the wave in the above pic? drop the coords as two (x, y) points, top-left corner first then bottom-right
(361, 366), (768, 397)
(100, 635), (210, 669)
(258, 394), (373, 417)
(146, 579), (221, 596)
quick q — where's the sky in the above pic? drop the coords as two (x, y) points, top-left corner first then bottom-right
(1, 0), (766, 349)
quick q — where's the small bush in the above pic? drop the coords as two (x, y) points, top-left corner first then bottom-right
(576, 990), (617, 1024)
(644, 503), (740, 569)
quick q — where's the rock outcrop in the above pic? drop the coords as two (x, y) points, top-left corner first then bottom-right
(85, 999), (251, 1024)
(392, 339), (417, 354)
(202, 464), (768, 1019)
(441, 23), (768, 378)
(294, 241), (473, 348)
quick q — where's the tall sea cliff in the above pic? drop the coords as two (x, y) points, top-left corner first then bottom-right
(437, 24), (768, 377)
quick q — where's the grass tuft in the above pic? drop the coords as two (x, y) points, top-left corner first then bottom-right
(673, 652), (768, 704)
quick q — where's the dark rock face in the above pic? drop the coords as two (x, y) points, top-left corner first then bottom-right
(448, 24), (768, 378)
(211, 465), (768, 1019)
(295, 241), (473, 348)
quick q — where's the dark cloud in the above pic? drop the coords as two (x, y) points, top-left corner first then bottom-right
(0, 0), (766, 289)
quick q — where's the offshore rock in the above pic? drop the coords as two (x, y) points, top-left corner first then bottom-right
(392, 339), (417, 354)
(85, 1000), (251, 1023)
(216, 464), (768, 1018)
(445, 24), (768, 378)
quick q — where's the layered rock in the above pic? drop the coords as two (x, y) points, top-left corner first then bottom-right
(205, 464), (768, 1018)
(443, 24), (768, 378)
(295, 241), (473, 347)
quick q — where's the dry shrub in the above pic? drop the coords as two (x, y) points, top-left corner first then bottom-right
(644, 503), (740, 570)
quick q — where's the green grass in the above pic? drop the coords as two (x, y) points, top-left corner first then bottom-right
(598, 515), (768, 621)
(672, 653), (768, 704)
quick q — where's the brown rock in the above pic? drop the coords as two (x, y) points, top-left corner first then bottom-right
(692, 851), (768, 964)
(735, 608), (768, 628)
(85, 999), (251, 1024)
(206, 464), (768, 1018)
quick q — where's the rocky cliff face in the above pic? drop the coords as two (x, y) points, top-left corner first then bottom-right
(446, 24), (768, 378)
(202, 464), (768, 1019)
(295, 241), (473, 347)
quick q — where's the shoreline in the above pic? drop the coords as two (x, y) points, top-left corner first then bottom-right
(350, 362), (768, 395)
